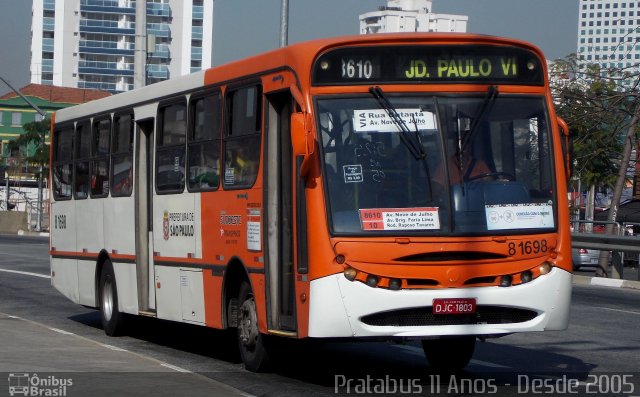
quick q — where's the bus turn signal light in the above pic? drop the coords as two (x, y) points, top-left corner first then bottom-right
(520, 270), (533, 283)
(344, 267), (357, 281)
(539, 262), (552, 275)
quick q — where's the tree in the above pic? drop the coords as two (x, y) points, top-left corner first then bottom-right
(552, 56), (626, 216)
(7, 119), (50, 180)
(551, 53), (640, 278)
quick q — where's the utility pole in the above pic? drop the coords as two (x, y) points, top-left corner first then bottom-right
(280, 0), (289, 47)
(134, 0), (148, 89)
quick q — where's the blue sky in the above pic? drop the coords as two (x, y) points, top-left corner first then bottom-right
(0, 0), (579, 90)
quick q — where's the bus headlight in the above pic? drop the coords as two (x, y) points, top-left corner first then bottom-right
(388, 278), (402, 290)
(499, 275), (513, 287)
(366, 275), (379, 288)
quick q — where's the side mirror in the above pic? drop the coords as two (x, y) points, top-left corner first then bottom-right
(291, 112), (314, 177)
(557, 117), (573, 180)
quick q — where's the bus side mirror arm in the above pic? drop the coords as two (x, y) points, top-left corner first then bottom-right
(557, 116), (573, 180)
(291, 112), (315, 177)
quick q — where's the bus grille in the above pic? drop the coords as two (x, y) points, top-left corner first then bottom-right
(360, 306), (538, 327)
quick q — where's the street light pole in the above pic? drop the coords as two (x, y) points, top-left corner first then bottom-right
(279, 0), (289, 47)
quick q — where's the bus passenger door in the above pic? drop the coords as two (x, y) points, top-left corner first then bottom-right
(265, 91), (296, 331)
(134, 118), (156, 312)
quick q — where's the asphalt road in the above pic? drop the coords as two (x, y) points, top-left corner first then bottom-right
(0, 235), (639, 397)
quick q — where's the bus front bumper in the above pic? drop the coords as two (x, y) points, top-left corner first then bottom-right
(308, 267), (572, 338)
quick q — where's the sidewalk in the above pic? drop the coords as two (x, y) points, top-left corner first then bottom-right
(0, 313), (250, 397)
(573, 274), (640, 290)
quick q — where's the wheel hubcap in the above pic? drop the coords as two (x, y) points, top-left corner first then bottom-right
(239, 297), (259, 351)
(102, 278), (113, 322)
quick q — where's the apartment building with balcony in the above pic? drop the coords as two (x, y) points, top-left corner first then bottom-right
(360, 0), (468, 34)
(30, 0), (213, 93)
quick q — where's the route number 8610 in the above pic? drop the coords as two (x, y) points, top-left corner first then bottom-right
(508, 240), (548, 256)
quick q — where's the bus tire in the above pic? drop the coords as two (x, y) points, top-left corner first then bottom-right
(237, 281), (270, 372)
(421, 336), (476, 370)
(99, 260), (126, 336)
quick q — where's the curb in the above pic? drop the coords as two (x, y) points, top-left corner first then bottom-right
(573, 274), (640, 290)
(16, 230), (49, 237)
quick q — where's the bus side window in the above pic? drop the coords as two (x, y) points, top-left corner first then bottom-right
(156, 100), (187, 193)
(188, 92), (221, 191)
(112, 112), (134, 197)
(223, 85), (262, 189)
(52, 125), (74, 200)
(90, 117), (111, 198)
(74, 120), (91, 200)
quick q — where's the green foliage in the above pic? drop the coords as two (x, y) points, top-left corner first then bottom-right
(552, 54), (634, 189)
(7, 119), (50, 178)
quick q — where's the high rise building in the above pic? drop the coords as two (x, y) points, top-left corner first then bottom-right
(576, 0), (640, 89)
(359, 0), (468, 35)
(30, 0), (213, 93)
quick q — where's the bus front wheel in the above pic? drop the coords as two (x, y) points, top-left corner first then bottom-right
(421, 336), (476, 370)
(237, 281), (270, 372)
(99, 260), (126, 336)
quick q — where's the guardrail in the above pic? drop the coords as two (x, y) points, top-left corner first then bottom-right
(571, 219), (640, 281)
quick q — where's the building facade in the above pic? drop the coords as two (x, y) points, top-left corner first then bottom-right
(577, 0), (640, 89)
(360, 0), (468, 34)
(0, 84), (111, 165)
(30, 0), (213, 93)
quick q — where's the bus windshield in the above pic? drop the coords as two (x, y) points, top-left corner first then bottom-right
(317, 94), (556, 235)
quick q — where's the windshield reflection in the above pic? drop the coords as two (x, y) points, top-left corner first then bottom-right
(317, 95), (555, 235)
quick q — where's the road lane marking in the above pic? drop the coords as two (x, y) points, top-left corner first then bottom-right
(161, 363), (192, 373)
(469, 359), (511, 369)
(594, 306), (640, 316)
(101, 344), (128, 352)
(49, 327), (75, 336)
(0, 267), (50, 279)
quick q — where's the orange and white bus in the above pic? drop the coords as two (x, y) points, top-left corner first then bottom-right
(50, 33), (573, 371)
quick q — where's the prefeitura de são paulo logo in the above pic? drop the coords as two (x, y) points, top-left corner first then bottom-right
(163, 210), (170, 240)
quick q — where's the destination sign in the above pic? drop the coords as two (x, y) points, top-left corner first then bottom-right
(313, 45), (544, 85)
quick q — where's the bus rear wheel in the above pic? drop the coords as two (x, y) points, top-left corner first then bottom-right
(99, 260), (126, 336)
(237, 281), (270, 372)
(421, 336), (476, 371)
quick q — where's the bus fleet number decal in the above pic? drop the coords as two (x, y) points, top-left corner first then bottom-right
(54, 214), (66, 230)
(508, 240), (548, 256)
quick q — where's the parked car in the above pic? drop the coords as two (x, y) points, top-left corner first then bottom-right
(572, 248), (602, 270)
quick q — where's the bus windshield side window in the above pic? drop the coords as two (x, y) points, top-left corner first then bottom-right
(52, 126), (74, 200)
(188, 92), (221, 191)
(112, 112), (134, 197)
(223, 85), (262, 188)
(74, 121), (91, 200)
(91, 117), (111, 198)
(156, 100), (187, 193)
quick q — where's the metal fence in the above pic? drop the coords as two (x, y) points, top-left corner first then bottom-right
(571, 220), (640, 281)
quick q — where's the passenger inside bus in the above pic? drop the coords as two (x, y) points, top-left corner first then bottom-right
(225, 145), (257, 186)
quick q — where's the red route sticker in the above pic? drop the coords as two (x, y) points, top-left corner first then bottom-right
(359, 207), (440, 231)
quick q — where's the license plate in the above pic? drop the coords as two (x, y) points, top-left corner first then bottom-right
(432, 298), (476, 315)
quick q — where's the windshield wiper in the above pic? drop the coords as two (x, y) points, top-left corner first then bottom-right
(369, 86), (425, 160)
(369, 86), (433, 201)
(461, 85), (498, 155)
